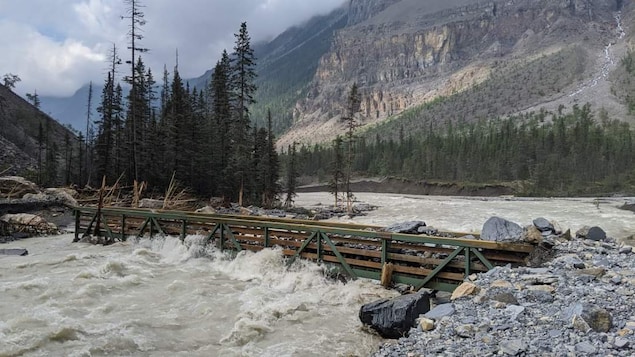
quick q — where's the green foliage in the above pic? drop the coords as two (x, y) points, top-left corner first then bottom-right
(290, 103), (635, 196)
(612, 50), (635, 114)
(89, 22), (281, 206)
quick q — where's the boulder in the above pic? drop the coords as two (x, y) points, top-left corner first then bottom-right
(576, 226), (590, 239)
(532, 217), (554, 233)
(562, 303), (612, 332)
(419, 317), (435, 331)
(0, 176), (40, 198)
(481, 217), (523, 242)
(522, 225), (543, 244)
(424, 303), (455, 320)
(587, 226), (607, 241)
(359, 291), (431, 339)
(451, 282), (479, 300)
(22, 188), (78, 208)
(139, 198), (164, 209)
(0, 248), (28, 256)
(417, 226), (438, 235)
(383, 221), (426, 234)
(0, 213), (57, 233)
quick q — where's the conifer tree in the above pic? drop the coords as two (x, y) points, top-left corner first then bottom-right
(210, 51), (233, 198)
(263, 109), (280, 207)
(123, 0), (149, 183)
(343, 83), (361, 213)
(229, 22), (257, 205)
(329, 136), (344, 207)
(284, 143), (299, 209)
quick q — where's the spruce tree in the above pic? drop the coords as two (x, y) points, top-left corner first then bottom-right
(284, 143), (299, 209)
(210, 51), (233, 198)
(343, 83), (361, 213)
(229, 22), (257, 205)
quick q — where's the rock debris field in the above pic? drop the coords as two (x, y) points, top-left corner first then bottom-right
(373, 227), (635, 356)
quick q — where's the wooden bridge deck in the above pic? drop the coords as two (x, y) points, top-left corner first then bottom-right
(73, 207), (536, 292)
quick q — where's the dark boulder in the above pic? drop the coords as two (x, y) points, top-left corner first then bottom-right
(587, 226), (607, 241)
(359, 291), (430, 339)
(0, 248), (28, 256)
(532, 217), (554, 233)
(383, 221), (426, 234)
(481, 216), (523, 242)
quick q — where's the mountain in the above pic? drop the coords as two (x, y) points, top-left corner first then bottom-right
(277, 0), (635, 147)
(0, 84), (79, 178)
(40, 0), (634, 148)
(39, 83), (99, 133)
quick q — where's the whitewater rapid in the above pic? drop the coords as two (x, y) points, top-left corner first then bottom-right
(0, 233), (395, 357)
(1, 192), (634, 356)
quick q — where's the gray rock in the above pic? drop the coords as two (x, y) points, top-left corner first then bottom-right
(359, 291), (430, 339)
(619, 246), (633, 254)
(481, 217), (523, 242)
(417, 226), (437, 235)
(576, 226), (591, 239)
(587, 226), (607, 241)
(533, 217), (554, 233)
(424, 303), (455, 320)
(614, 337), (629, 348)
(505, 305), (525, 321)
(499, 339), (527, 355)
(383, 221), (426, 234)
(491, 292), (519, 305)
(563, 303), (612, 332)
(454, 324), (475, 338)
(0, 248), (28, 256)
(575, 341), (596, 354)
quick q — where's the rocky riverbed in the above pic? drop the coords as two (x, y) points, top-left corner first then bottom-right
(372, 233), (635, 356)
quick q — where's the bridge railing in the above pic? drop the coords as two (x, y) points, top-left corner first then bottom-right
(74, 206), (535, 292)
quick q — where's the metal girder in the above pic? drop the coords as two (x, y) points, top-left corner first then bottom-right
(414, 246), (464, 291)
(320, 232), (355, 278)
(470, 247), (495, 270)
(287, 231), (319, 267)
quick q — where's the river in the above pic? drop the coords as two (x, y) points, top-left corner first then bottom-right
(1, 192), (634, 356)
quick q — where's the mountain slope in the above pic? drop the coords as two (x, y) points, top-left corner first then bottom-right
(278, 0), (634, 147)
(0, 84), (78, 177)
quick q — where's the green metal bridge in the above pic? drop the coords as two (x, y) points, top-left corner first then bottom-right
(73, 206), (536, 292)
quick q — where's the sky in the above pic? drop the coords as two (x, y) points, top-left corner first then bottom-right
(0, 0), (346, 97)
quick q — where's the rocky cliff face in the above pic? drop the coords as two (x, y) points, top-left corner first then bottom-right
(279, 0), (629, 147)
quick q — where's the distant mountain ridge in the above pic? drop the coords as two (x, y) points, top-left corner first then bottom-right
(0, 84), (78, 177)
(40, 0), (635, 148)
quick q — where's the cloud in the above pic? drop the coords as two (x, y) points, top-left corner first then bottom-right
(0, 0), (346, 97)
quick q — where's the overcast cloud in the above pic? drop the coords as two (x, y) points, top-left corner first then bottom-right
(0, 0), (346, 97)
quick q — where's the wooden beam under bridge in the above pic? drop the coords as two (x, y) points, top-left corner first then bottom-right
(73, 206), (537, 292)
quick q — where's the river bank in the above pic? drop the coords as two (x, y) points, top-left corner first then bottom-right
(297, 178), (517, 196)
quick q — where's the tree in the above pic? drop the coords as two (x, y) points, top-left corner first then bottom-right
(25, 90), (40, 108)
(284, 143), (299, 209)
(229, 22), (258, 205)
(210, 50), (233, 198)
(2, 73), (21, 90)
(84, 81), (93, 184)
(328, 136), (344, 207)
(262, 109), (280, 207)
(343, 83), (361, 213)
(123, 0), (149, 183)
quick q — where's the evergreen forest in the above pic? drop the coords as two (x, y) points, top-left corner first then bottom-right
(291, 103), (635, 196)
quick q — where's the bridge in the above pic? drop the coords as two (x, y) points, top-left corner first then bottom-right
(73, 206), (536, 292)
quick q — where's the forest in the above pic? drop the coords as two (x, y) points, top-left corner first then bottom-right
(291, 103), (635, 196)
